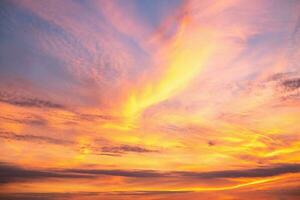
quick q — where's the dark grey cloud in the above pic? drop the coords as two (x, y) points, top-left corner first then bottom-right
(64, 168), (164, 178)
(0, 131), (72, 146)
(268, 72), (295, 81)
(0, 91), (65, 109)
(0, 115), (47, 126)
(109, 190), (191, 196)
(101, 145), (158, 155)
(208, 141), (216, 146)
(0, 192), (102, 200)
(0, 162), (93, 184)
(264, 72), (300, 100)
(60, 163), (300, 179)
(0, 191), (191, 200)
(269, 186), (300, 197)
(178, 163), (300, 179)
(2, 186), (300, 200)
(159, 124), (195, 133)
(0, 193), (57, 200)
(0, 162), (164, 185)
(1, 162), (300, 185)
(282, 78), (300, 90)
(98, 152), (123, 157)
(0, 131), (156, 156)
(79, 114), (120, 121)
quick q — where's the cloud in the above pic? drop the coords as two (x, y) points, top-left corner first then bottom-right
(0, 162), (163, 185)
(63, 168), (164, 178)
(0, 191), (191, 200)
(0, 131), (157, 157)
(208, 141), (216, 146)
(0, 115), (47, 126)
(101, 145), (158, 155)
(79, 114), (121, 122)
(0, 91), (65, 109)
(178, 164), (300, 179)
(282, 78), (300, 91)
(0, 193), (57, 200)
(64, 163), (300, 179)
(269, 72), (300, 99)
(0, 162), (92, 184)
(0, 131), (72, 146)
(2, 162), (300, 184)
(268, 72), (296, 81)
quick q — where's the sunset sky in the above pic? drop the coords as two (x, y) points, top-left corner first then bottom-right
(0, 0), (300, 199)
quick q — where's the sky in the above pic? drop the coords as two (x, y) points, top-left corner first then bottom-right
(0, 0), (300, 199)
